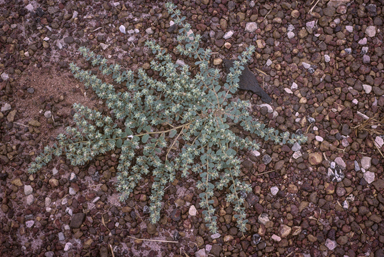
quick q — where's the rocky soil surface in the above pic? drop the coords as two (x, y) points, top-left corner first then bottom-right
(0, 0), (384, 256)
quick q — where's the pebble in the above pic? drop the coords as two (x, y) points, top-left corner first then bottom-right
(44, 111), (52, 118)
(1, 103), (11, 112)
(100, 43), (110, 50)
(375, 136), (384, 148)
(262, 154), (272, 165)
(334, 157), (346, 169)
(25, 3), (34, 11)
(195, 249), (206, 257)
(292, 151), (302, 159)
(69, 187), (76, 195)
(324, 55), (330, 62)
(64, 242), (73, 251)
(315, 136), (323, 142)
(279, 225), (292, 238)
(358, 38), (367, 45)
(58, 232), (65, 241)
(301, 62), (311, 69)
(287, 32), (295, 39)
(270, 186), (279, 196)
(146, 28), (153, 34)
(189, 205), (197, 216)
(308, 152), (322, 165)
(292, 142), (301, 152)
(361, 156), (371, 170)
(271, 234), (281, 242)
(223, 31), (233, 39)
(258, 213), (270, 225)
(27, 88), (34, 94)
(284, 88), (293, 94)
(26, 195), (34, 205)
(291, 82), (298, 90)
(346, 25), (353, 32)
(1, 72), (9, 81)
(176, 60), (186, 66)
(26, 220), (34, 228)
(266, 59), (272, 66)
(362, 55), (370, 64)
(325, 239), (337, 250)
(251, 150), (260, 157)
(211, 233), (220, 239)
(364, 171), (375, 184)
(24, 185), (33, 195)
(119, 25), (126, 34)
(365, 26), (376, 37)
(363, 84), (372, 94)
(245, 22), (258, 33)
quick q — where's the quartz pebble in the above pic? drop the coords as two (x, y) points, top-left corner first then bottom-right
(364, 171), (375, 184)
(270, 186), (279, 196)
(375, 136), (384, 148)
(189, 205), (197, 216)
(361, 156), (371, 170)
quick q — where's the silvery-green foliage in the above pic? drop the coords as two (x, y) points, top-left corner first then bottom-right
(28, 2), (307, 234)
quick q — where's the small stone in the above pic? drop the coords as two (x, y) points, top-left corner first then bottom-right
(58, 232), (65, 241)
(365, 26), (376, 37)
(176, 60), (186, 66)
(271, 234), (281, 241)
(26, 220), (34, 228)
(1, 103), (11, 112)
(223, 31), (234, 39)
(258, 213), (270, 225)
(270, 186), (279, 196)
(266, 59), (272, 66)
(373, 179), (384, 191)
(292, 142), (301, 152)
(119, 25), (126, 34)
(279, 225), (292, 238)
(287, 32), (295, 39)
(302, 62), (311, 69)
(363, 84), (372, 94)
(325, 239), (337, 250)
(213, 58), (222, 65)
(189, 205), (197, 216)
(315, 136), (323, 142)
(44, 111), (52, 118)
(26, 195), (34, 205)
(25, 3), (34, 12)
(360, 157), (371, 171)
(195, 249), (207, 257)
(211, 233), (221, 239)
(245, 22), (258, 33)
(64, 242), (72, 251)
(146, 28), (153, 34)
(11, 178), (23, 187)
(28, 119), (41, 127)
(69, 187), (76, 195)
(70, 213), (86, 228)
(284, 88), (293, 94)
(64, 37), (74, 44)
(375, 136), (384, 148)
(364, 171), (375, 184)
(24, 185), (33, 195)
(1, 73), (9, 81)
(334, 157), (346, 169)
(358, 38), (367, 45)
(309, 153), (322, 165)
(100, 43), (110, 50)
(324, 55), (330, 62)
(262, 154), (272, 165)
(346, 25), (353, 32)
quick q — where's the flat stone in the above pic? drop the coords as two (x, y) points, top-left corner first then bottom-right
(270, 186), (279, 196)
(346, 26), (353, 32)
(325, 238), (337, 250)
(361, 156), (372, 170)
(64, 242), (72, 251)
(363, 84), (372, 93)
(70, 213), (86, 228)
(1, 103), (11, 112)
(26, 195), (34, 205)
(11, 178), (23, 186)
(279, 224), (292, 238)
(258, 213), (270, 225)
(309, 152), (322, 165)
(24, 185), (33, 195)
(373, 179), (384, 191)
(358, 38), (367, 45)
(245, 22), (258, 33)
(189, 205), (197, 216)
(364, 171), (375, 184)
(334, 157), (346, 169)
(58, 232), (65, 241)
(223, 31), (233, 39)
(271, 234), (281, 241)
(365, 26), (376, 37)
(195, 249), (207, 257)
(375, 136), (384, 148)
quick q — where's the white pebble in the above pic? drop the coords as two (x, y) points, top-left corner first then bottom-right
(364, 171), (375, 184)
(189, 205), (197, 216)
(315, 136), (323, 142)
(291, 82), (298, 90)
(223, 31), (234, 39)
(363, 84), (372, 94)
(119, 25), (126, 34)
(284, 88), (293, 94)
(375, 136), (384, 148)
(270, 186), (279, 196)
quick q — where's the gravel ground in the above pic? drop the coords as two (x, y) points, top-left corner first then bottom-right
(1, 0), (384, 256)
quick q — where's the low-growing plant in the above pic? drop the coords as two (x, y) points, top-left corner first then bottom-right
(28, 2), (307, 233)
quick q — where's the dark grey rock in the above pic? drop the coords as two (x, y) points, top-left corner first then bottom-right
(223, 59), (272, 103)
(70, 213), (86, 228)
